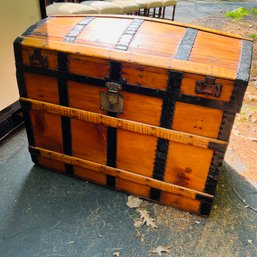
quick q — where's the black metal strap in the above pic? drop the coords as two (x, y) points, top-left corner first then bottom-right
(237, 40), (253, 82)
(64, 17), (95, 43)
(115, 19), (144, 51)
(22, 65), (241, 113)
(175, 28), (198, 60)
(200, 147), (225, 216)
(22, 17), (51, 37)
(14, 37), (38, 163)
(228, 40), (253, 108)
(105, 61), (123, 188)
(150, 71), (183, 201)
(217, 112), (236, 141)
(58, 52), (73, 175)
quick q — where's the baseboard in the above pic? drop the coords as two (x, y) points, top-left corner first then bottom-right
(0, 101), (24, 143)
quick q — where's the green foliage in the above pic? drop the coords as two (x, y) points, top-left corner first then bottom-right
(249, 33), (257, 39)
(225, 7), (249, 20)
(252, 8), (257, 14)
(225, 7), (257, 20)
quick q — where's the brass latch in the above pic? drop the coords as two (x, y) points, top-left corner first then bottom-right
(100, 82), (124, 113)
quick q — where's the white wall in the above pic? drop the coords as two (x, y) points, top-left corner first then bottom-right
(0, 0), (41, 111)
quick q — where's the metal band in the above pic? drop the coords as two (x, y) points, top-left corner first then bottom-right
(14, 38), (38, 163)
(107, 120), (117, 188)
(22, 65), (241, 113)
(231, 79), (248, 106)
(199, 202), (213, 216)
(115, 19), (144, 51)
(22, 17), (51, 37)
(228, 40), (253, 110)
(200, 147), (225, 215)
(175, 28), (198, 60)
(19, 101), (38, 163)
(204, 149), (225, 196)
(150, 72), (183, 201)
(64, 17), (95, 43)
(217, 112), (236, 141)
(58, 52), (73, 175)
(105, 61), (123, 188)
(237, 40), (253, 82)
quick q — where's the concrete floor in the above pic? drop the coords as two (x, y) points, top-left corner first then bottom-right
(1, 1), (257, 257)
(0, 129), (257, 257)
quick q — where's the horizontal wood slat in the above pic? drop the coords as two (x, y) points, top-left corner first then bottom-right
(20, 97), (227, 150)
(29, 146), (214, 201)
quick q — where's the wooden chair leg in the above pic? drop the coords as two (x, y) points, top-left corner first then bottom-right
(172, 4), (176, 21)
(162, 6), (166, 19)
(158, 7), (162, 18)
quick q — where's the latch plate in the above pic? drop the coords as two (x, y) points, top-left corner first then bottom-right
(29, 49), (48, 68)
(100, 82), (124, 113)
(195, 77), (222, 98)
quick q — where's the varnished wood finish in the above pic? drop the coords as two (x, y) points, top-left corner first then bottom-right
(164, 142), (213, 192)
(29, 146), (214, 201)
(71, 119), (107, 164)
(20, 98), (227, 150)
(68, 55), (109, 78)
(19, 15), (251, 80)
(117, 92), (162, 126)
(172, 102), (224, 139)
(22, 47), (58, 70)
(24, 73), (59, 104)
(68, 81), (106, 114)
(30, 110), (63, 153)
(16, 15), (252, 216)
(122, 63), (168, 90)
(180, 74), (234, 102)
(37, 156), (66, 173)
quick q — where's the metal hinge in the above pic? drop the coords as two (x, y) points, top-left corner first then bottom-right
(195, 77), (222, 98)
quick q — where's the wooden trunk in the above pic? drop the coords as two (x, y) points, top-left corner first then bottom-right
(14, 15), (252, 216)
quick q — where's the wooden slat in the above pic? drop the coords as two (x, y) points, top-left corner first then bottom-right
(20, 97), (228, 149)
(30, 16), (84, 40)
(22, 47), (58, 70)
(24, 73), (59, 104)
(20, 36), (238, 80)
(47, 15), (250, 41)
(180, 74), (234, 102)
(29, 146), (214, 201)
(117, 92), (163, 126)
(76, 18), (132, 46)
(122, 63), (169, 90)
(172, 102), (224, 139)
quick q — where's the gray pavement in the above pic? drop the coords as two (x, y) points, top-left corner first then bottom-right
(169, 0), (257, 23)
(0, 129), (256, 257)
(1, 1), (257, 257)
